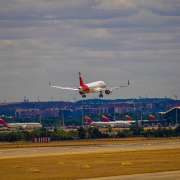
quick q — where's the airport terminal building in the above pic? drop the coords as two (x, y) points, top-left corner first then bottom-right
(160, 107), (180, 125)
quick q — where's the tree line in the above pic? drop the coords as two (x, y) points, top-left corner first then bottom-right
(0, 125), (180, 141)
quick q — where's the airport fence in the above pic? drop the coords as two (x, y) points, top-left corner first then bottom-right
(32, 137), (51, 143)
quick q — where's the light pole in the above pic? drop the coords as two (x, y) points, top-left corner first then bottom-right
(60, 108), (65, 128)
(113, 104), (116, 121)
(62, 109), (64, 127)
(81, 106), (84, 127)
(176, 108), (178, 126)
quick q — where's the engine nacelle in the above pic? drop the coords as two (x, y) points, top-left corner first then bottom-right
(105, 89), (111, 95)
(79, 91), (84, 95)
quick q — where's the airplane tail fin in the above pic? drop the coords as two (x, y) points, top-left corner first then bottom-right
(125, 115), (133, 122)
(148, 114), (156, 121)
(79, 72), (85, 87)
(0, 118), (9, 128)
(84, 116), (94, 125)
(101, 115), (110, 122)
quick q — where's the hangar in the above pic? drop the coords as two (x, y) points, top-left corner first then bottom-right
(160, 107), (180, 125)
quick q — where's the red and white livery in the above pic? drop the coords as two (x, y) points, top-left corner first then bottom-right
(84, 115), (135, 128)
(50, 72), (130, 98)
(0, 118), (42, 130)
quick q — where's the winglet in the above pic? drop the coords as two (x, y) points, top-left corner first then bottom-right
(49, 81), (51, 87)
(128, 80), (130, 86)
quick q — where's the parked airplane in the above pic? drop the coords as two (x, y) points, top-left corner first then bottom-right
(50, 72), (130, 98)
(84, 115), (135, 128)
(0, 118), (42, 130)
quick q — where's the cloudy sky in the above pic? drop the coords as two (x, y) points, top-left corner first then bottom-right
(0, 0), (180, 102)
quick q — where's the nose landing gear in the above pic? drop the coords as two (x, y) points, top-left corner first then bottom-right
(79, 91), (86, 98)
(82, 94), (86, 98)
(99, 91), (103, 98)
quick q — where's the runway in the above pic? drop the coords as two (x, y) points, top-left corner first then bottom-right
(0, 139), (180, 180)
(83, 170), (180, 180)
(0, 139), (180, 159)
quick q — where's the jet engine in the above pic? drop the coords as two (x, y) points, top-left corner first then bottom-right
(105, 89), (112, 95)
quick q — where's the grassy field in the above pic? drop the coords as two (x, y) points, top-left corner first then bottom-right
(0, 148), (180, 180)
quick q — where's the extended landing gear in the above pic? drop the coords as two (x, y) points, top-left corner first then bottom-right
(79, 91), (86, 98)
(99, 91), (103, 98)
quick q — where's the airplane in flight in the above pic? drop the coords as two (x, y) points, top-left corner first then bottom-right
(50, 72), (130, 98)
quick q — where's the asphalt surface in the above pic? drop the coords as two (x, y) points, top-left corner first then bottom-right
(83, 170), (180, 180)
(0, 140), (180, 159)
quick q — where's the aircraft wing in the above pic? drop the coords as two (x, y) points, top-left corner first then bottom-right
(110, 80), (130, 91)
(51, 85), (79, 91)
(49, 82), (79, 91)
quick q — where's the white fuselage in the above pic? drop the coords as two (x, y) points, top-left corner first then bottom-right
(90, 120), (135, 128)
(80, 81), (106, 93)
(7, 123), (42, 129)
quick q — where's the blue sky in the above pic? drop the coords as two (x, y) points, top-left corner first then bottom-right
(0, 0), (180, 101)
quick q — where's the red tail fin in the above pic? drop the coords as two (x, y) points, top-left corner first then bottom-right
(79, 72), (85, 86)
(125, 115), (133, 121)
(148, 114), (156, 121)
(0, 118), (9, 128)
(84, 116), (94, 125)
(101, 115), (110, 122)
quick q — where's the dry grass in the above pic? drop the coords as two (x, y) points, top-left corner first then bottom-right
(0, 148), (180, 180)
